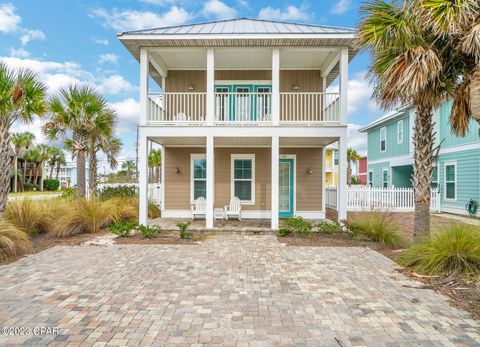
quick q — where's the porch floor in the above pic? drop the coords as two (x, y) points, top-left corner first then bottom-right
(148, 218), (326, 232)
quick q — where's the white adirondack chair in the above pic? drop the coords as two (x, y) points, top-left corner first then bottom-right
(191, 197), (206, 219)
(224, 197), (242, 220)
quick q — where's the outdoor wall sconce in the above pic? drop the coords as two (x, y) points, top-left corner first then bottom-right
(174, 167), (180, 174)
(292, 83), (300, 91)
(307, 167), (313, 175)
(188, 84), (195, 91)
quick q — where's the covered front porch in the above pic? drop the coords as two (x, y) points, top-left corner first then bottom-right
(137, 128), (348, 229)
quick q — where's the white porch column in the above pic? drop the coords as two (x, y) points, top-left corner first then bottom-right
(339, 48), (349, 124)
(271, 136), (279, 229)
(206, 48), (215, 125)
(322, 146), (326, 213)
(161, 145), (165, 211)
(206, 136), (214, 228)
(140, 48), (149, 126)
(271, 48), (280, 126)
(338, 132), (348, 221)
(138, 130), (148, 225)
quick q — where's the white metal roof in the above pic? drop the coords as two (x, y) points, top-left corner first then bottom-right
(119, 18), (355, 36)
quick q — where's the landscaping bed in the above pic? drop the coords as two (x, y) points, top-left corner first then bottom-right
(114, 231), (212, 245)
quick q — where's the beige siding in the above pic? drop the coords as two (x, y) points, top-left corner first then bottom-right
(165, 70), (323, 92)
(164, 146), (322, 212)
(281, 148), (323, 211)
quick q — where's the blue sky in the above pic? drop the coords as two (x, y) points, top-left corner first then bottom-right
(2, 0), (382, 163)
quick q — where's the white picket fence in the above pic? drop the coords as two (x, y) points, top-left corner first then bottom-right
(94, 183), (162, 206)
(325, 186), (441, 212)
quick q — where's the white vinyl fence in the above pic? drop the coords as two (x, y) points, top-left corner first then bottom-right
(94, 183), (162, 206)
(325, 186), (441, 212)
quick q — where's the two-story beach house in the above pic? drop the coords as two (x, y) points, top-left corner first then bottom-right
(361, 101), (480, 216)
(117, 18), (357, 228)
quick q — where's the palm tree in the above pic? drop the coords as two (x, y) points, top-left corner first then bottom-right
(148, 149), (162, 183)
(88, 137), (121, 196)
(23, 147), (41, 187)
(0, 63), (47, 210)
(346, 148), (361, 185)
(44, 85), (116, 198)
(122, 160), (136, 182)
(46, 147), (64, 179)
(55, 153), (66, 181)
(35, 144), (53, 191)
(357, 0), (480, 238)
(10, 132), (35, 192)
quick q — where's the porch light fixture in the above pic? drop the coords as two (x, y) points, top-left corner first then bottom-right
(188, 84), (195, 91)
(307, 167), (313, 175)
(292, 83), (300, 91)
(174, 167), (180, 174)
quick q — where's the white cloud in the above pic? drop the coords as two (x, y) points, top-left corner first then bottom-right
(202, 0), (237, 19)
(91, 6), (192, 31)
(331, 0), (351, 14)
(0, 3), (20, 33)
(98, 74), (136, 95)
(98, 53), (119, 64)
(347, 124), (367, 155)
(258, 5), (311, 21)
(20, 28), (46, 45)
(93, 37), (109, 45)
(109, 98), (139, 133)
(11, 118), (46, 144)
(9, 47), (30, 58)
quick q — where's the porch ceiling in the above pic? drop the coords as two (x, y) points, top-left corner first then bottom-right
(149, 136), (338, 147)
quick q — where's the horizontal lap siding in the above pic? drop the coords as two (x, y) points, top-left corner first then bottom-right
(166, 71), (206, 92)
(164, 147), (204, 210)
(164, 147), (324, 212)
(281, 148), (322, 211)
(368, 162), (390, 187)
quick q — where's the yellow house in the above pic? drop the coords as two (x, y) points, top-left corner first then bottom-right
(325, 149), (339, 187)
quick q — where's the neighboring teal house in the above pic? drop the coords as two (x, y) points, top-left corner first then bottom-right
(360, 101), (480, 216)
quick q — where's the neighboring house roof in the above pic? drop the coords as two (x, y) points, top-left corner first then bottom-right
(117, 18), (357, 86)
(359, 106), (411, 132)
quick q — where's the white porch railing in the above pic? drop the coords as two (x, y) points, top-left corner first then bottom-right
(325, 186), (441, 212)
(148, 93), (206, 123)
(214, 91), (272, 123)
(95, 183), (162, 206)
(280, 92), (340, 123)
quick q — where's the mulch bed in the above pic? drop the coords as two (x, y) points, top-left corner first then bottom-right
(278, 232), (479, 320)
(0, 232), (101, 266)
(114, 232), (211, 245)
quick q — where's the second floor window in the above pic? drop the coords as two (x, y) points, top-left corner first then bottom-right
(380, 127), (386, 152)
(397, 120), (404, 144)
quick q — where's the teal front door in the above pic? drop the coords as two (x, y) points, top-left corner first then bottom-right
(279, 159), (294, 217)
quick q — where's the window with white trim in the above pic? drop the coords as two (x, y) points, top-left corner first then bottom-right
(382, 169), (388, 188)
(191, 154), (206, 201)
(444, 162), (456, 200)
(380, 127), (386, 152)
(368, 171), (373, 187)
(231, 154), (255, 203)
(397, 120), (404, 144)
(431, 165), (438, 190)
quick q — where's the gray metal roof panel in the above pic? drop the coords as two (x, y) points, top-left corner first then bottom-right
(119, 18), (355, 36)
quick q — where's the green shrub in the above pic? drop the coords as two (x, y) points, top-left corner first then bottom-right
(43, 179), (60, 191)
(278, 216), (312, 237)
(398, 225), (480, 276)
(24, 183), (39, 191)
(138, 224), (162, 239)
(347, 213), (405, 248)
(109, 220), (137, 237)
(316, 221), (342, 234)
(0, 220), (31, 261)
(99, 185), (137, 201)
(60, 188), (77, 200)
(177, 221), (193, 239)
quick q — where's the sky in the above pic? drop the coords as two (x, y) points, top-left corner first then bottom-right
(2, 0), (384, 167)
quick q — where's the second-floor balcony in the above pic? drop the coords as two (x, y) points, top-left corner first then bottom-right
(147, 91), (341, 125)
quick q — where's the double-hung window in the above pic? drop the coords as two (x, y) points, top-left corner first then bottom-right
(231, 154), (255, 204)
(382, 169), (389, 188)
(444, 162), (456, 200)
(380, 127), (387, 152)
(191, 154), (206, 201)
(397, 120), (404, 144)
(431, 165), (438, 190)
(368, 171), (373, 187)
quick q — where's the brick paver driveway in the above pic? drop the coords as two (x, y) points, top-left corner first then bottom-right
(1, 234), (479, 346)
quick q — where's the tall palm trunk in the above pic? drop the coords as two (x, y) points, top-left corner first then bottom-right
(471, 69), (480, 122)
(39, 161), (44, 191)
(0, 126), (11, 212)
(13, 154), (18, 193)
(347, 161), (352, 185)
(55, 164), (60, 180)
(49, 162), (55, 179)
(77, 151), (86, 198)
(88, 147), (98, 198)
(412, 105), (434, 238)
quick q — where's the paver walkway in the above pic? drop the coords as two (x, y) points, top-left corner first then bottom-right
(1, 234), (479, 346)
